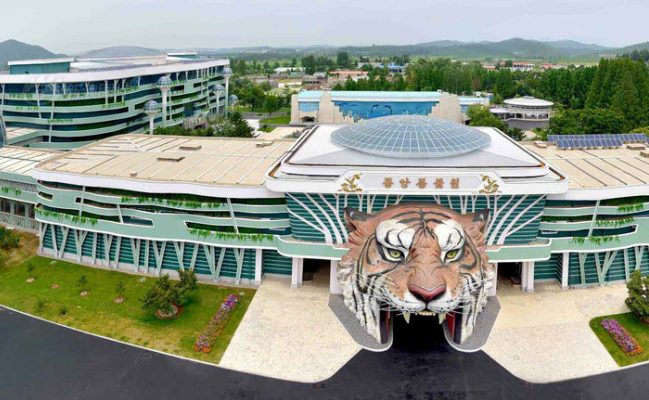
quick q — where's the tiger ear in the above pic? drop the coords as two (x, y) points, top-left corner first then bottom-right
(343, 207), (372, 232)
(470, 209), (490, 234)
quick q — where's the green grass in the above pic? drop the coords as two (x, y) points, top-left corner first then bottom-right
(589, 312), (649, 366)
(258, 125), (276, 133)
(0, 249), (255, 364)
(259, 114), (291, 125)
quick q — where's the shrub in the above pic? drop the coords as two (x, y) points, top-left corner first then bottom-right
(0, 227), (20, 249)
(26, 262), (35, 276)
(625, 270), (649, 319)
(35, 300), (46, 313)
(140, 275), (178, 315)
(59, 306), (68, 317)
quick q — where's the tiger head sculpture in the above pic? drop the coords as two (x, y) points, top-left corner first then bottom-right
(337, 203), (494, 346)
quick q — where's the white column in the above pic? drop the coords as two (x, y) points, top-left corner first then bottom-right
(225, 77), (230, 117)
(148, 116), (154, 135)
(488, 262), (498, 297)
(254, 248), (263, 286)
(524, 261), (535, 293)
(161, 88), (169, 127)
(291, 257), (303, 289)
(561, 252), (570, 289)
(520, 262), (528, 292)
(330, 259), (343, 294)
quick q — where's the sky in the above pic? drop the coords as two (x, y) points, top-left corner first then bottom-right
(2, 0), (648, 54)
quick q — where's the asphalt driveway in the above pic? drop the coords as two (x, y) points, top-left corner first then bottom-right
(1, 305), (648, 400)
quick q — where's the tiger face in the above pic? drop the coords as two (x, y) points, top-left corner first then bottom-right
(338, 203), (493, 345)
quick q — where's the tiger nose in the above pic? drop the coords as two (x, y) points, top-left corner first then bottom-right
(408, 284), (446, 303)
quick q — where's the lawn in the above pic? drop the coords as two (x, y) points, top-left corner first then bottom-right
(259, 114), (291, 125)
(0, 232), (255, 364)
(590, 312), (649, 366)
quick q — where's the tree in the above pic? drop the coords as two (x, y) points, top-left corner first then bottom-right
(26, 262), (35, 277)
(263, 95), (282, 117)
(178, 269), (198, 292)
(116, 280), (126, 299)
(228, 112), (254, 138)
(301, 55), (317, 75)
(467, 105), (508, 132)
(140, 275), (178, 316)
(176, 269), (198, 305)
(625, 270), (649, 321)
(336, 51), (351, 69)
(549, 108), (625, 135)
(77, 275), (88, 293)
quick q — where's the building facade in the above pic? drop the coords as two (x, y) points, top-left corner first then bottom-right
(0, 49), (230, 149)
(290, 91), (489, 125)
(0, 114), (646, 299)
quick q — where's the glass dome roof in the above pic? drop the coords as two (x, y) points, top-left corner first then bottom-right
(330, 115), (491, 158)
(156, 76), (173, 87)
(143, 100), (161, 112)
(223, 67), (233, 75)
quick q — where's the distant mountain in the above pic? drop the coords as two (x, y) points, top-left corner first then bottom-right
(0, 39), (60, 66)
(199, 38), (615, 60)
(614, 41), (649, 54)
(542, 40), (611, 55)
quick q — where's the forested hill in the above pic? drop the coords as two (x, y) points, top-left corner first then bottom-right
(0, 40), (60, 66)
(201, 38), (615, 61)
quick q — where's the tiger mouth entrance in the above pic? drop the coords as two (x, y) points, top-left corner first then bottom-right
(390, 312), (448, 350)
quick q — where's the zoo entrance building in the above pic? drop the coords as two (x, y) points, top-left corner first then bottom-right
(0, 113), (648, 296)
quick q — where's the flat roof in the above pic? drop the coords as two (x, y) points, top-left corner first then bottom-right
(297, 91), (486, 103)
(0, 59), (228, 84)
(4, 126), (40, 142)
(7, 58), (74, 66)
(288, 125), (541, 169)
(523, 142), (649, 189)
(0, 146), (60, 176)
(35, 134), (293, 187)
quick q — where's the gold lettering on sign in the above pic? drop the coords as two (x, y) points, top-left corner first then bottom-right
(435, 178), (444, 189)
(450, 177), (460, 189)
(416, 178), (427, 189)
(339, 173), (362, 193)
(479, 175), (499, 194)
(383, 177), (393, 189)
(399, 177), (411, 189)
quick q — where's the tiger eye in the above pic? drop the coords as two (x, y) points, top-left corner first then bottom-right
(389, 249), (403, 259)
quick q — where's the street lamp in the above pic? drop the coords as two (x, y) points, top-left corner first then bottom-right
(143, 100), (161, 135)
(155, 75), (172, 127)
(213, 83), (224, 116)
(228, 94), (239, 114)
(223, 66), (233, 116)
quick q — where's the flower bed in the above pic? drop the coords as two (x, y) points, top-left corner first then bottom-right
(601, 318), (643, 356)
(193, 294), (240, 354)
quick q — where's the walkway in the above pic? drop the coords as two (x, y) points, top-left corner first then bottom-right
(219, 277), (361, 382)
(483, 279), (627, 382)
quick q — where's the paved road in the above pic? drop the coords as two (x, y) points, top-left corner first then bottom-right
(0, 306), (648, 400)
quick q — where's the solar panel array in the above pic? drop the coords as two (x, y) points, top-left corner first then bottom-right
(331, 114), (491, 158)
(548, 133), (648, 150)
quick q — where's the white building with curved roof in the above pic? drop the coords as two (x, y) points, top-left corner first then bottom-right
(491, 96), (554, 130)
